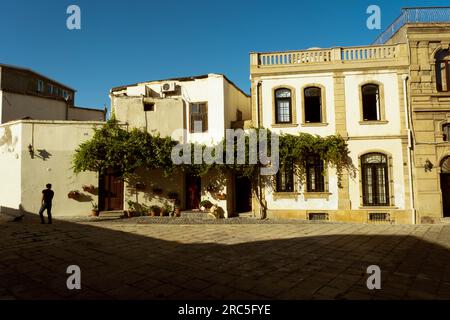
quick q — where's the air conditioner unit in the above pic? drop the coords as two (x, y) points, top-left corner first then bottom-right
(161, 82), (176, 93)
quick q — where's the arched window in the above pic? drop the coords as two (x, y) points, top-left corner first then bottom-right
(304, 87), (322, 123)
(436, 50), (450, 92)
(275, 88), (292, 124)
(443, 124), (450, 142)
(361, 153), (389, 206)
(362, 84), (380, 121)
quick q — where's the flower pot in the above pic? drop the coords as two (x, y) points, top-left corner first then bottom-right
(91, 210), (99, 217)
(174, 207), (181, 217)
(216, 194), (226, 200)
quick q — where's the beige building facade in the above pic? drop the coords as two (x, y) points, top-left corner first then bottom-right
(380, 18), (450, 223)
(0, 64), (105, 123)
(0, 120), (102, 218)
(250, 7), (450, 224)
(250, 45), (412, 224)
(110, 74), (251, 217)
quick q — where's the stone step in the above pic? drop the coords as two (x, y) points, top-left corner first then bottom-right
(180, 211), (212, 219)
(99, 210), (125, 218)
(238, 211), (256, 218)
(441, 217), (450, 224)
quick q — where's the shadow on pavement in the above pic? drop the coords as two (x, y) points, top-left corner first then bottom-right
(1, 207), (450, 300)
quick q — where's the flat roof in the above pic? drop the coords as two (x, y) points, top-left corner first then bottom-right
(0, 119), (106, 127)
(0, 63), (76, 92)
(110, 73), (250, 97)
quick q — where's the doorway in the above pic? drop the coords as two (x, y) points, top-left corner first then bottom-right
(186, 174), (201, 210)
(99, 169), (124, 211)
(441, 157), (450, 217)
(235, 175), (252, 214)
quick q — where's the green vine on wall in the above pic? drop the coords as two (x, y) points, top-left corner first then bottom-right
(72, 119), (354, 186)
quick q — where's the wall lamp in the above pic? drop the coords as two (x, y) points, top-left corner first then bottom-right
(28, 144), (34, 159)
(424, 159), (434, 172)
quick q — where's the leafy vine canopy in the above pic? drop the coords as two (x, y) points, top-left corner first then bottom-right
(72, 119), (355, 185)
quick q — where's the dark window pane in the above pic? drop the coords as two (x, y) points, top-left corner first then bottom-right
(444, 124), (450, 141)
(143, 102), (154, 111)
(361, 153), (389, 206)
(275, 88), (292, 123)
(306, 155), (324, 192)
(304, 87), (321, 123)
(190, 103), (208, 133)
(276, 161), (294, 192)
(362, 84), (380, 121)
(436, 50), (450, 92)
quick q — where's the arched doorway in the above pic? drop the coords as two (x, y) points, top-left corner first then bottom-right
(440, 157), (450, 217)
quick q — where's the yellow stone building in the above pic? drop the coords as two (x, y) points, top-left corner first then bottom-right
(250, 7), (450, 224)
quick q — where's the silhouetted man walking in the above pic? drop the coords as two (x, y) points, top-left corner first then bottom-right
(39, 183), (54, 224)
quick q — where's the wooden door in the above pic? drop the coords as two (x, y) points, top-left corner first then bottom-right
(441, 173), (450, 217)
(99, 170), (124, 211)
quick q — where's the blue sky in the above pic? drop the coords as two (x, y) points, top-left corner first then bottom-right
(1, 0), (448, 109)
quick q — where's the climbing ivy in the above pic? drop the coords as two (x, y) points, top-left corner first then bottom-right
(72, 119), (354, 186)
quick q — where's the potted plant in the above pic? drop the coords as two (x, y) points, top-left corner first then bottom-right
(68, 190), (81, 199)
(199, 199), (213, 211)
(149, 205), (160, 217)
(216, 193), (227, 200)
(173, 199), (182, 217)
(127, 200), (137, 218)
(91, 202), (99, 217)
(209, 205), (223, 219)
(161, 203), (171, 217)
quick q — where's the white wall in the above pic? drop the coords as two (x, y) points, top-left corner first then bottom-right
(1, 91), (67, 122)
(224, 80), (251, 129)
(261, 73), (336, 136)
(19, 121), (101, 216)
(264, 167), (339, 211)
(344, 71), (401, 137)
(0, 123), (22, 212)
(347, 139), (406, 210)
(0, 121), (104, 217)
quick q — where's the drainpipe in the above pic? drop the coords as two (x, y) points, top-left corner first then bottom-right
(254, 80), (266, 219)
(402, 74), (416, 224)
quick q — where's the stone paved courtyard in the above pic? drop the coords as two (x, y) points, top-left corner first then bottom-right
(1, 215), (450, 300)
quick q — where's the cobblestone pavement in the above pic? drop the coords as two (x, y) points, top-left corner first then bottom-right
(1, 215), (450, 300)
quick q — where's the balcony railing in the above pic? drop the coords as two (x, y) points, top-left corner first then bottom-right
(253, 44), (400, 67)
(373, 7), (450, 45)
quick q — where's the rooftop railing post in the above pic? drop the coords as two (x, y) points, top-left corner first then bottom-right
(373, 7), (450, 45)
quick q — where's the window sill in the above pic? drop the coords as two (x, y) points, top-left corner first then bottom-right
(359, 206), (398, 210)
(303, 192), (331, 200)
(301, 122), (329, 127)
(271, 123), (299, 128)
(359, 120), (389, 125)
(273, 192), (300, 199)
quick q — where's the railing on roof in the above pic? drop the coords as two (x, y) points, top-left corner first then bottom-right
(253, 44), (399, 67)
(373, 7), (450, 45)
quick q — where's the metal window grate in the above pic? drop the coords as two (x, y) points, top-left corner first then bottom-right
(369, 212), (390, 222)
(308, 213), (329, 221)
